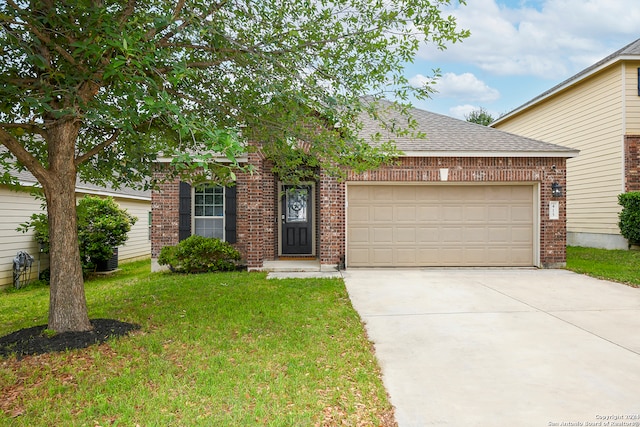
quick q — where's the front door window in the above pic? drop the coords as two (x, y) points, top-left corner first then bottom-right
(281, 185), (313, 255)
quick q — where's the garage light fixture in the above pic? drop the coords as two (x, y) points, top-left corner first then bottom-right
(551, 182), (563, 198)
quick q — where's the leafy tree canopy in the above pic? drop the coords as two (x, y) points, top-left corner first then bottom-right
(0, 0), (468, 332)
(0, 0), (469, 187)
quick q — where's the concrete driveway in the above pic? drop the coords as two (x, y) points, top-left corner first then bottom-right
(343, 269), (640, 427)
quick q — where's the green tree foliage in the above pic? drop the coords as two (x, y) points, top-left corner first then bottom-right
(618, 192), (640, 244)
(158, 235), (241, 273)
(465, 107), (494, 126)
(19, 196), (137, 271)
(0, 0), (468, 332)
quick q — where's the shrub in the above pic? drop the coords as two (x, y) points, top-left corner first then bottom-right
(158, 235), (241, 273)
(618, 192), (640, 245)
(18, 196), (137, 271)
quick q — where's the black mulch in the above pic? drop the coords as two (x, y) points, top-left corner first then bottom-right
(0, 319), (140, 358)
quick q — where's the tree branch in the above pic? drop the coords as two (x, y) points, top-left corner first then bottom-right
(7, 0), (87, 73)
(75, 129), (120, 166)
(117, 0), (137, 26)
(0, 122), (48, 137)
(154, 1), (227, 45)
(0, 127), (49, 183)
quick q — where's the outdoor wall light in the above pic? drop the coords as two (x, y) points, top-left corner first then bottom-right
(551, 182), (563, 198)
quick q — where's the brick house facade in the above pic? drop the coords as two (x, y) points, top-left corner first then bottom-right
(625, 135), (640, 192)
(151, 104), (577, 271)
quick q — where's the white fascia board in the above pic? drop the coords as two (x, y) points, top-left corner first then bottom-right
(74, 187), (151, 201)
(400, 150), (579, 158)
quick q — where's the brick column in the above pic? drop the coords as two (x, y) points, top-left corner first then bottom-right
(319, 171), (345, 269)
(150, 167), (180, 270)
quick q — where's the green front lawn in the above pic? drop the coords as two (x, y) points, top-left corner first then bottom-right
(566, 246), (640, 287)
(0, 261), (395, 426)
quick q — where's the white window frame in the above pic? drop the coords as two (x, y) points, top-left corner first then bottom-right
(192, 184), (225, 240)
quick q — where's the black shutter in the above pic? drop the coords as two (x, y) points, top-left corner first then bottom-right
(178, 182), (191, 241)
(225, 186), (237, 243)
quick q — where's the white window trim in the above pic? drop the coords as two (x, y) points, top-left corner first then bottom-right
(191, 184), (226, 241)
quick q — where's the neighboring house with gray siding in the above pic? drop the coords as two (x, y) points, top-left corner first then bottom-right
(0, 171), (151, 289)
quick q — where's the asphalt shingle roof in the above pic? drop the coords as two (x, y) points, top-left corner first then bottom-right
(11, 169), (150, 199)
(358, 99), (577, 156)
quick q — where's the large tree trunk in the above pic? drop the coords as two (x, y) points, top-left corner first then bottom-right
(43, 121), (92, 333)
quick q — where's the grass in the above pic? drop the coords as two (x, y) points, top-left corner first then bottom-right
(566, 245), (640, 287)
(0, 260), (395, 426)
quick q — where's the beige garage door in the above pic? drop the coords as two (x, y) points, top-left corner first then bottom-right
(347, 185), (535, 267)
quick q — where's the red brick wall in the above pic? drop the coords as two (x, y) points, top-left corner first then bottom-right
(625, 135), (640, 192)
(317, 156), (568, 268)
(151, 166), (180, 259)
(152, 156), (569, 269)
(319, 171), (346, 266)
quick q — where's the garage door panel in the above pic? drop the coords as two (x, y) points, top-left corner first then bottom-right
(396, 228), (417, 243)
(465, 206), (487, 221)
(396, 248), (417, 264)
(488, 227), (510, 242)
(417, 227), (440, 243)
(442, 206), (464, 221)
(349, 206), (370, 222)
(441, 227), (463, 242)
(350, 227), (371, 243)
(374, 206), (393, 221)
(373, 187), (394, 201)
(347, 185), (535, 267)
(372, 248), (393, 263)
(394, 186), (416, 201)
(511, 247), (534, 263)
(512, 226), (534, 242)
(373, 227), (393, 243)
(465, 227), (488, 243)
(512, 206), (533, 221)
(396, 206), (417, 221)
(349, 186), (370, 200)
(488, 205), (510, 221)
(348, 248), (370, 264)
(464, 247), (488, 264)
(417, 206), (440, 221)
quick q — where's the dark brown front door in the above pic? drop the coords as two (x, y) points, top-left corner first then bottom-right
(281, 185), (313, 255)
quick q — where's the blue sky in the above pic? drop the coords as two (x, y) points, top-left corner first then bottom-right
(406, 0), (640, 119)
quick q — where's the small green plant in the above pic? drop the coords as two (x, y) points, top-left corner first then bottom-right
(18, 196), (137, 271)
(41, 328), (57, 338)
(618, 192), (640, 245)
(158, 235), (241, 273)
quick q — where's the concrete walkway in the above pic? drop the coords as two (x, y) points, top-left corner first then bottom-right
(343, 269), (640, 427)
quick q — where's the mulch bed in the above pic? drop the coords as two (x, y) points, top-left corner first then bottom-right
(0, 319), (140, 358)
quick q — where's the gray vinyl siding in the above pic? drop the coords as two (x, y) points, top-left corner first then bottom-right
(0, 186), (151, 289)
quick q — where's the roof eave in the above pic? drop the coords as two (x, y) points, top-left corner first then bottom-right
(492, 55), (637, 126)
(400, 150), (579, 158)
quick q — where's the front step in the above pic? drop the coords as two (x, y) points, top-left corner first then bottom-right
(261, 259), (321, 272)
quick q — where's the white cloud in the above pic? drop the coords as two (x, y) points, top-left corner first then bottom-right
(419, 0), (640, 79)
(427, 72), (500, 102)
(448, 104), (501, 121)
(449, 104), (478, 120)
